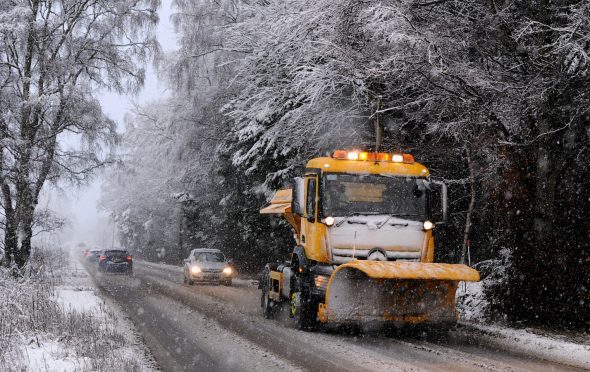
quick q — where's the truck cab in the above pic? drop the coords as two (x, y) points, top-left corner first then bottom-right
(295, 152), (442, 267)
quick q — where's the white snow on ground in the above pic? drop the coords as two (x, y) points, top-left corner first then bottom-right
(463, 323), (590, 370)
(21, 338), (87, 372)
(67, 251), (157, 371)
(456, 271), (590, 370)
(54, 288), (104, 313)
(8, 250), (157, 371)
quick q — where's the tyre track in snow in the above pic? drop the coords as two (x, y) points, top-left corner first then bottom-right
(133, 263), (417, 371)
(132, 261), (582, 371)
(91, 260), (583, 371)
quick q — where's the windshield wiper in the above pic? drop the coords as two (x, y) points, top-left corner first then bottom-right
(335, 212), (380, 227)
(377, 214), (422, 229)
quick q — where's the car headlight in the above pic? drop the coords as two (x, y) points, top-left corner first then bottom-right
(191, 266), (201, 274)
(423, 220), (434, 230)
(223, 267), (232, 275)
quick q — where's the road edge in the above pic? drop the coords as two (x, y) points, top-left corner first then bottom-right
(459, 321), (590, 370)
(75, 253), (161, 371)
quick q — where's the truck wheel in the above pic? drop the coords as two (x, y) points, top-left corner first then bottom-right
(261, 268), (276, 319)
(290, 278), (318, 331)
(262, 289), (276, 319)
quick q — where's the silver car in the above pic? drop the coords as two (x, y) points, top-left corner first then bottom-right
(183, 248), (233, 286)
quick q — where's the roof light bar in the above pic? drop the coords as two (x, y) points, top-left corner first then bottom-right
(391, 154), (404, 162)
(332, 150), (414, 163)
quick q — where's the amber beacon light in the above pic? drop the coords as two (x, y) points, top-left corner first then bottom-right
(332, 150), (414, 163)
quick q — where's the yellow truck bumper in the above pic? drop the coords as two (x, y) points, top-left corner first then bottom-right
(318, 261), (480, 324)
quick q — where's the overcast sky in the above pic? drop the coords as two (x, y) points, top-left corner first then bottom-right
(47, 2), (179, 249)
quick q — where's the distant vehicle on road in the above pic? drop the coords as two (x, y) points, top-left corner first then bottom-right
(86, 249), (102, 263)
(183, 248), (233, 286)
(98, 249), (133, 275)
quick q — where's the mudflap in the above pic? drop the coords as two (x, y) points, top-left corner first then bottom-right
(317, 261), (480, 325)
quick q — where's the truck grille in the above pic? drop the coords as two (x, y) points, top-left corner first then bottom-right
(331, 248), (421, 264)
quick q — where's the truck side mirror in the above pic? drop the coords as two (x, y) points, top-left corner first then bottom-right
(291, 177), (305, 215)
(430, 180), (448, 224)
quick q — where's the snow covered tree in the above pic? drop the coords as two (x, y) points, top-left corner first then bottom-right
(0, 0), (159, 267)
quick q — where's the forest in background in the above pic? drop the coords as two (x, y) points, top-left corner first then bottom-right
(99, 0), (590, 330)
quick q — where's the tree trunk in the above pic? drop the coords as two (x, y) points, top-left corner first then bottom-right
(1, 178), (17, 266)
(15, 204), (35, 267)
(461, 145), (476, 264)
(3, 212), (18, 266)
(533, 101), (557, 245)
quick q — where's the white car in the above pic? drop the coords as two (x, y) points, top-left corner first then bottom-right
(183, 248), (233, 286)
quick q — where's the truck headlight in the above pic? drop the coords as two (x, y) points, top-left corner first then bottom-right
(323, 216), (335, 227)
(191, 266), (201, 274)
(423, 220), (434, 230)
(223, 267), (232, 275)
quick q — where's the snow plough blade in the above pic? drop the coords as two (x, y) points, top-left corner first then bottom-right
(317, 261), (480, 325)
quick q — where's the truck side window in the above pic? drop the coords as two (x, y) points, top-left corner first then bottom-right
(306, 178), (316, 221)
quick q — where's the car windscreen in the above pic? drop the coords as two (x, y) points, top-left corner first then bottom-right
(322, 173), (428, 220)
(104, 250), (128, 257)
(194, 252), (225, 262)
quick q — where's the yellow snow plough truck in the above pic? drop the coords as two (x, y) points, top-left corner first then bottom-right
(259, 150), (480, 330)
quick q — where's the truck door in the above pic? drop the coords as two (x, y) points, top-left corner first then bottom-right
(302, 174), (325, 262)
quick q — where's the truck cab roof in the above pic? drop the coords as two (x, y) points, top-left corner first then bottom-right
(306, 156), (429, 177)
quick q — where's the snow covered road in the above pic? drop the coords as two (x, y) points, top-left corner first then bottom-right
(87, 260), (587, 372)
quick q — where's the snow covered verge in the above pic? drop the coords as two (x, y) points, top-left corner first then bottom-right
(0, 247), (156, 371)
(456, 252), (590, 370)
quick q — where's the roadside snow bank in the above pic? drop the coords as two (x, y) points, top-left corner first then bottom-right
(461, 323), (590, 370)
(455, 250), (589, 370)
(54, 288), (104, 313)
(0, 246), (156, 371)
(21, 338), (88, 372)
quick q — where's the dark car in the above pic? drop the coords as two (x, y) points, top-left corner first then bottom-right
(98, 249), (133, 275)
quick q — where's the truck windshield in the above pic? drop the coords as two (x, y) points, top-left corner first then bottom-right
(322, 173), (428, 221)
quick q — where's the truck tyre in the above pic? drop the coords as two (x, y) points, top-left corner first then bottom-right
(290, 276), (318, 331)
(261, 268), (276, 319)
(262, 288), (276, 319)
